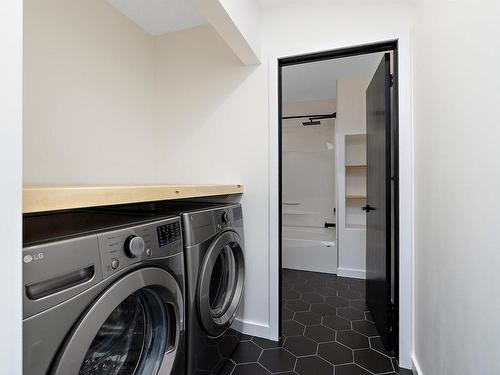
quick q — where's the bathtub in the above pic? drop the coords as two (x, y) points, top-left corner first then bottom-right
(282, 226), (337, 274)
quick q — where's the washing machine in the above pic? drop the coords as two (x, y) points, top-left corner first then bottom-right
(179, 203), (245, 375)
(88, 202), (246, 375)
(23, 210), (186, 375)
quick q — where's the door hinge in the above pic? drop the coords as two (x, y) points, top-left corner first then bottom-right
(387, 74), (394, 87)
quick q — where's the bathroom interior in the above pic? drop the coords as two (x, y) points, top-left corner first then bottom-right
(281, 52), (385, 279)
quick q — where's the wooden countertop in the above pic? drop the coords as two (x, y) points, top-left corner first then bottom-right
(23, 184), (243, 213)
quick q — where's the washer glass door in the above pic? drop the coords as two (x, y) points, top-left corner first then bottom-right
(209, 245), (237, 317)
(198, 230), (244, 337)
(52, 268), (183, 375)
(79, 288), (167, 375)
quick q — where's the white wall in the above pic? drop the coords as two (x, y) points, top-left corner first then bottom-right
(282, 100), (336, 229)
(413, 1), (500, 374)
(336, 76), (369, 135)
(0, 0), (23, 373)
(23, 0), (156, 185)
(335, 76), (370, 278)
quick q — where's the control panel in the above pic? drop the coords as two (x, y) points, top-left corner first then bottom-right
(214, 208), (233, 230)
(97, 216), (182, 278)
(156, 221), (181, 247)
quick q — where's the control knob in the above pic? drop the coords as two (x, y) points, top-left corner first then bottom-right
(124, 235), (145, 258)
(111, 258), (120, 270)
(221, 211), (230, 224)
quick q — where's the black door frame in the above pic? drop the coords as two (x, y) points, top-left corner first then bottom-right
(278, 40), (400, 356)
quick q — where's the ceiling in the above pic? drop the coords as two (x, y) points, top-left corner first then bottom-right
(257, 0), (406, 11)
(107, 0), (207, 35)
(257, 0), (300, 10)
(282, 53), (384, 103)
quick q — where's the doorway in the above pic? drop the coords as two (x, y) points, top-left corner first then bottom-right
(277, 41), (404, 372)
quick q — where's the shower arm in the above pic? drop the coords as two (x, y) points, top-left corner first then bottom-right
(281, 112), (336, 121)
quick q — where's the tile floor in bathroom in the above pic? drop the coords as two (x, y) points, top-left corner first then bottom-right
(221, 269), (412, 375)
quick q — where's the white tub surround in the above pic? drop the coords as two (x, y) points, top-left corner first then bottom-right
(281, 100), (337, 274)
(281, 100), (336, 230)
(282, 226), (337, 274)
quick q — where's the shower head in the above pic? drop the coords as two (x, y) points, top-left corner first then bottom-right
(302, 120), (321, 126)
(282, 111), (335, 126)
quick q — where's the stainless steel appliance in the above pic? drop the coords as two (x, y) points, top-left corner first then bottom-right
(23, 210), (186, 375)
(180, 203), (245, 375)
(89, 202), (246, 375)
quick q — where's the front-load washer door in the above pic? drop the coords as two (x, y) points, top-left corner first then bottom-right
(198, 230), (245, 337)
(51, 267), (183, 375)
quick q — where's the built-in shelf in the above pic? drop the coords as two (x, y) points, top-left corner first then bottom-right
(23, 184), (243, 213)
(346, 194), (366, 200)
(345, 223), (366, 229)
(345, 164), (366, 170)
(345, 133), (367, 229)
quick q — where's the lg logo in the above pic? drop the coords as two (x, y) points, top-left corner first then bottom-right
(23, 253), (44, 263)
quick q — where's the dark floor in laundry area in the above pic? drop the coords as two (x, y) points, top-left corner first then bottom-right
(221, 269), (412, 375)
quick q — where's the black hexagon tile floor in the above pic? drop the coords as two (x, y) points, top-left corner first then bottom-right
(221, 269), (412, 375)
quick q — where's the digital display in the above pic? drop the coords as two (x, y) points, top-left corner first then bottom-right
(156, 222), (181, 247)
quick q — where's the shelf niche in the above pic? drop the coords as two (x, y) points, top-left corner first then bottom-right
(345, 134), (366, 229)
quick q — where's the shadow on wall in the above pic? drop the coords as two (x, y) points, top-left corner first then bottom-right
(153, 25), (260, 171)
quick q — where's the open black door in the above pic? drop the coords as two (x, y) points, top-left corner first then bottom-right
(364, 53), (396, 350)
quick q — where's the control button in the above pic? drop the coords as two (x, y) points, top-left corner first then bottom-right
(111, 258), (120, 270)
(146, 248), (152, 256)
(222, 211), (230, 224)
(217, 223), (222, 229)
(124, 235), (145, 258)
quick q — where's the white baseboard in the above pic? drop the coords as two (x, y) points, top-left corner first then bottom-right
(233, 318), (270, 339)
(412, 354), (423, 375)
(337, 267), (366, 279)
(283, 265), (337, 275)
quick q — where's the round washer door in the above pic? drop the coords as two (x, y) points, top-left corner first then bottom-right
(52, 267), (183, 375)
(198, 230), (245, 337)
